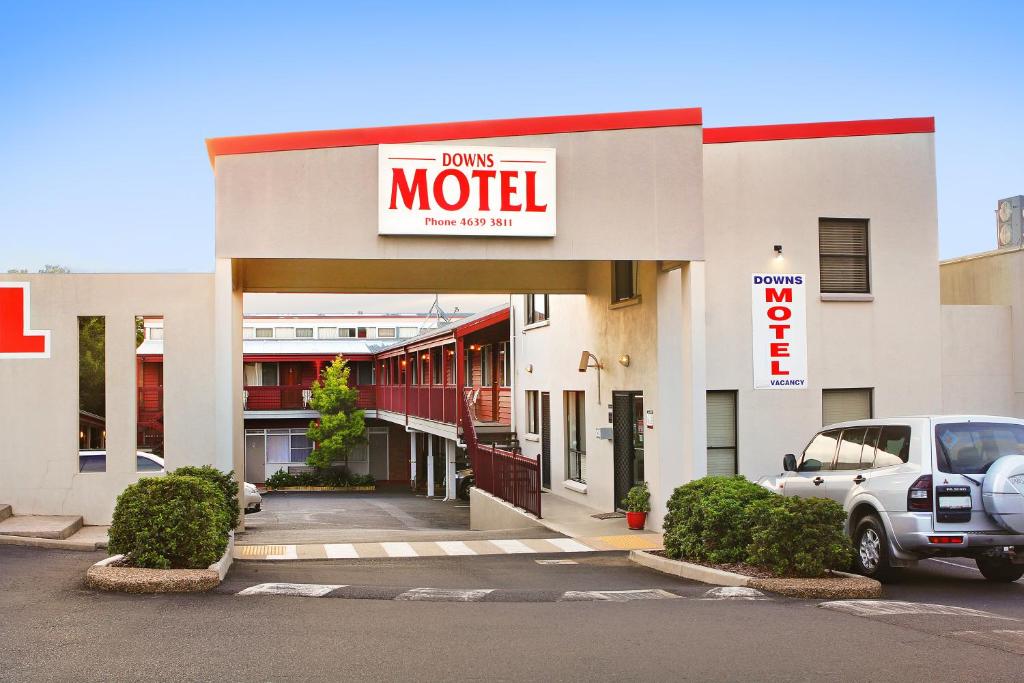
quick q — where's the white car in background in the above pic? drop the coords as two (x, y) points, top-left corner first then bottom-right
(78, 450), (262, 513)
(760, 416), (1024, 582)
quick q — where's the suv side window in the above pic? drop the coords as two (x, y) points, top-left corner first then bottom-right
(799, 430), (840, 472)
(875, 425), (911, 467)
(860, 426), (882, 468)
(836, 427), (868, 470)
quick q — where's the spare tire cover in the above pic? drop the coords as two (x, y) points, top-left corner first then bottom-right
(982, 454), (1024, 534)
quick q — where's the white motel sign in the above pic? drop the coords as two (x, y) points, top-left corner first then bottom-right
(751, 274), (807, 389)
(378, 144), (556, 237)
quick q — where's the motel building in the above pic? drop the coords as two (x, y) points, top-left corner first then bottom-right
(1, 107), (1018, 531)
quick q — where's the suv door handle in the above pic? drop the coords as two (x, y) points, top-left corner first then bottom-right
(853, 475), (867, 485)
(813, 477), (824, 486)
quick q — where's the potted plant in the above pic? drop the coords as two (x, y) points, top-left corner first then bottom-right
(622, 481), (651, 530)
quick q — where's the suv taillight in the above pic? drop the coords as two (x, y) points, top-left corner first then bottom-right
(908, 475), (933, 512)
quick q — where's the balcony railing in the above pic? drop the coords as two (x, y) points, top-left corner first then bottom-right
(244, 384), (377, 411)
(376, 384), (458, 424)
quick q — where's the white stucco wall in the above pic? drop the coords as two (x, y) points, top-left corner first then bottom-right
(703, 132), (943, 480)
(513, 261), (705, 527)
(0, 274), (217, 524)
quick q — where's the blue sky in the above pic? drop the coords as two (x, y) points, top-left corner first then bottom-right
(2, 1), (1022, 276)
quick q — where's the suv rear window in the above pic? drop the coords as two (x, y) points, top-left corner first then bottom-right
(935, 422), (1024, 474)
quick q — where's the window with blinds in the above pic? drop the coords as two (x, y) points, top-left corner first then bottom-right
(822, 388), (873, 427)
(706, 391), (737, 477)
(819, 218), (870, 294)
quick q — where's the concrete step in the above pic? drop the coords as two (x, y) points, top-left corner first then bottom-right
(0, 525), (107, 551)
(0, 504), (11, 522)
(0, 514), (83, 540)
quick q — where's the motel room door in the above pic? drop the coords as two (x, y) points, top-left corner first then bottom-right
(612, 391), (644, 509)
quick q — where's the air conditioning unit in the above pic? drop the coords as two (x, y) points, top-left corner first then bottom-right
(996, 196), (1024, 249)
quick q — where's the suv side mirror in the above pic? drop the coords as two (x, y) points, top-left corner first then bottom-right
(783, 453), (797, 472)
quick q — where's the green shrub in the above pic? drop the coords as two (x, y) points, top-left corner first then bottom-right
(622, 482), (651, 512)
(662, 476), (774, 564)
(264, 469), (375, 488)
(746, 496), (853, 577)
(108, 475), (230, 569)
(173, 465), (239, 530)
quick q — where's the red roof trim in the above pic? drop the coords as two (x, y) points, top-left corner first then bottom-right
(703, 117), (934, 144)
(206, 107), (703, 166)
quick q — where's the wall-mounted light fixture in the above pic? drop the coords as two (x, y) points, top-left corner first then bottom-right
(618, 354), (631, 367)
(526, 363), (534, 374)
(578, 351), (603, 403)
(773, 244), (784, 259)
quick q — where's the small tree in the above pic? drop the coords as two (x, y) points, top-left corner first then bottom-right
(306, 355), (366, 472)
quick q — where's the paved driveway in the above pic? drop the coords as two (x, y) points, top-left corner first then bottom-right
(239, 491), (561, 545)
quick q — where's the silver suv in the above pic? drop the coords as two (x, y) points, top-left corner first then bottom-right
(760, 416), (1024, 582)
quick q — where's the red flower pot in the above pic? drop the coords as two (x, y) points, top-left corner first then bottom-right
(626, 511), (647, 530)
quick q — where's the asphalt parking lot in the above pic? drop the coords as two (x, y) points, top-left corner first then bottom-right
(239, 491), (563, 545)
(3, 545), (1024, 681)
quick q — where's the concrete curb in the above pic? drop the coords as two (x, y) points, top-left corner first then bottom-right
(629, 550), (882, 599)
(0, 534), (105, 552)
(86, 532), (234, 593)
(264, 486), (375, 493)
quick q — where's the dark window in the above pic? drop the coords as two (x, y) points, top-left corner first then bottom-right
(498, 342), (510, 388)
(79, 453), (105, 473)
(526, 390), (540, 434)
(799, 430), (840, 472)
(525, 294), (549, 324)
(835, 428), (868, 470)
(819, 218), (870, 294)
(612, 261), (637, 303)
(935, 422), (1024, 474)
(566, 391), (586, 482)
(874, 425), (911, 467)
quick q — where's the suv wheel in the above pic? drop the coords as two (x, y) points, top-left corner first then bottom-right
(853, 515), (898, 582)
(976, 556), (1024, 582)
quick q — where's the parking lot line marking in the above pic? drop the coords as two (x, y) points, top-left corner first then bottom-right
(927, 558), (981, 573)
(436, 541), (476, 556)
(395, 588), (494, 602)
(488, 539), (534, 554)
(544, 538), (594, 553)
(324, 543), (359, 559)
(560, 589), (679, 602)
(381, 542), (418, 558)
(820, 600), (1019, 620)
(701, 587), (768, 600)
(238, 583), (344, 597)
(536, 559), (578, 565)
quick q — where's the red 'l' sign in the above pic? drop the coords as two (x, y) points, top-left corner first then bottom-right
(0, 283), (50, 358)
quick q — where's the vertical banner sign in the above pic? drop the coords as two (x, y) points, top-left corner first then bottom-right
(751, 274), (806, 389)
(378, 144), (556, 236)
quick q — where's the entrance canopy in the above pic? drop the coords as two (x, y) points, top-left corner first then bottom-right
(208, 107), (705, 294)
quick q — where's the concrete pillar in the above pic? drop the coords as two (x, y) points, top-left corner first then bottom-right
(409, 431), (418, 490)
(214, 258), (244, 527)
(651, 262), (706, 530)
(443, 438), (457, 500)
(426, 435), (435, 497)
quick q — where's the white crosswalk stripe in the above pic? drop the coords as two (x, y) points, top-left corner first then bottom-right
(436, 541), (477, 556)
(544, 538), (594, 553)
(702, 587), (768, 600)
(381, 542), (418, 558)
(324, 543), (359, 558)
